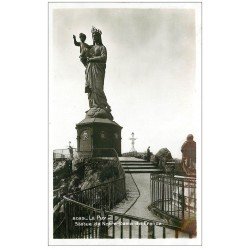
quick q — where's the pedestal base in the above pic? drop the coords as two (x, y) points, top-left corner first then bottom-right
(76, 117), (122, 157)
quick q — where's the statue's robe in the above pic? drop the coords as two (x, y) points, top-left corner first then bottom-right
(85, 44), (111, 111)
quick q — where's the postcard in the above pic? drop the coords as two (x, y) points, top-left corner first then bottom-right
(49, 2), (201, 245)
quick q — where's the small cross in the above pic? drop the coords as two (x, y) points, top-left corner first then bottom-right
(129, 132), (137, 152)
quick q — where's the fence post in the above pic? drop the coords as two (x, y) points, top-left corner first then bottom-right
(182, 180), (185, 220)
(112, 181), (115, 208)
(64, 199), (69, 238)
(148, 224), (155, 239)
(161, 178), (165, 211)
(99, 206), (108, 238)
(123, 177), (126, 199)
(175, 229), (179, 238)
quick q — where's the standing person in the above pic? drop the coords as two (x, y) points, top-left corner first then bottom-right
(147, 146), (151, 162)
(181, 134), (196, 175)
(68, 145), (74, 160)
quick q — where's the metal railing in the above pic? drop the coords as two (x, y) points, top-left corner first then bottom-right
(55, 174), (193, 239)
(53, 149), (195, 239)
(60, 173), (192, 238)
(150, 174), (196, 225)
(67, 177), (126, 211)
(63, 196), (191, 239)
(53, 148), (76, 160)
(53, 148), (126, 238)
(53, 147), (120, 160)
(54, 177), (126, 239)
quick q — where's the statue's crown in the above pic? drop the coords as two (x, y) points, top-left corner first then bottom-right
(91, 26), (102, 35)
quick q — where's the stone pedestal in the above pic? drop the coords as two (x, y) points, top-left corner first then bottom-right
(76, 117), (122, 157)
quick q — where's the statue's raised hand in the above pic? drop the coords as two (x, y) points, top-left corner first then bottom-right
(73, 35), (76, 39)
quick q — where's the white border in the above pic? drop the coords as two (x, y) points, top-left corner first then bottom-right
(49, 2), (202, 246)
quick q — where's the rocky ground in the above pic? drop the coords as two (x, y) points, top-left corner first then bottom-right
(53, 154), (125, 237)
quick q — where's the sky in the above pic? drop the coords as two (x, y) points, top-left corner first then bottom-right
(50, 5), (200, 159)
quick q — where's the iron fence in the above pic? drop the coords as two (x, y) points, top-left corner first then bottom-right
(63, 196), (191, 239)
(54, 177), (126, 238)
(67, 177), (126, 211)
(55, 174), (193, 239)
(53, 147), (120, 160)
(53, 148), (76, 160)
(150, 174), (196, 223)
(53, 148), (127, 238)
(53, 149), (195, 238)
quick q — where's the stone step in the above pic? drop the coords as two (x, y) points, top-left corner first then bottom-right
(120, 159), (147, 162)
(118, 157), (145, 162)
(124, 168), (163, 173)
(120, 161), (148, 164)
(125, 169), (163, 174)
(121, 162), (154, 166)
(123, 166), (161, 170)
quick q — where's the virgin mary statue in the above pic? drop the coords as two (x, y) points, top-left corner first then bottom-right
(84, 26), (113, 120)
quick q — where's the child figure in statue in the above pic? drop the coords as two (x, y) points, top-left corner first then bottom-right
(73, 33), (92, 92)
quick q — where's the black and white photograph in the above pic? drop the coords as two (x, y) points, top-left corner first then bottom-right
(3, 0), (250, 249)
(49, 2), (201, 245)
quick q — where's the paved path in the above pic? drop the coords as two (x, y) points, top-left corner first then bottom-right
(110, 172), (181, 238)
(109, 158), (189, 238)
(125, 173), (160, 220)
(111, 173), (140, 214)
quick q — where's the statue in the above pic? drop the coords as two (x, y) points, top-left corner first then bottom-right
(73, 33), (91, 67)
(181, 134), (196, 176)
(73, 27), (113, 120)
